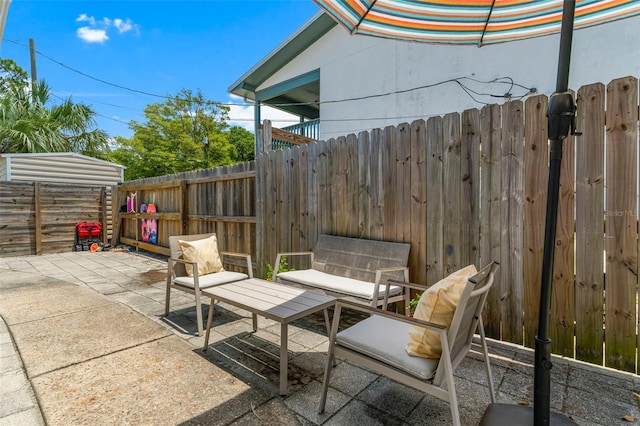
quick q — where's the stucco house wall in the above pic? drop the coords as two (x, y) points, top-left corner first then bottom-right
(252, 13), (640, 141)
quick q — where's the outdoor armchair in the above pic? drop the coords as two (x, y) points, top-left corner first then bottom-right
(319, 261), (499, 426)
(165, 233), (253, 336)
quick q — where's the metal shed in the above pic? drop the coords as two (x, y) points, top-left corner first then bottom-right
(0, 152), (124, 185)
(0, 153), (124, 256)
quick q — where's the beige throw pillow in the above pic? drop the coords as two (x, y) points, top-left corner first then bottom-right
(406, 264), (477, 358)
(178, 235), (224, 277)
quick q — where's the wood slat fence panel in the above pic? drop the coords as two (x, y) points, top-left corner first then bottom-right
(0, 181), (111, 256)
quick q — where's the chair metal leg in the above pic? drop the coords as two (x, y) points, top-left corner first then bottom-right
(319, 304), (342, 414)
(194, 290), (203, 336)
(478, 318), (496, 403)
(165, 279), (172, 315)
(323, 309), (331, 336)
(441, 333), (461, 426)
(203, 298), (215, 350)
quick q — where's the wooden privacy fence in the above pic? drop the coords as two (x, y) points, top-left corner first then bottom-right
(115, 163), (256, 263)
(115, 76), (638, 374)
(0, 181), (112, 256)
(257, 76), (639, 373)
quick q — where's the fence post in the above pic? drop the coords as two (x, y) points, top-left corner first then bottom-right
(258, 119), (272, 154)
(100, 187), (107, 244)
(111, 186), (122, 246)
(181, 179), (188, 234)
(34, 181), (42, 255)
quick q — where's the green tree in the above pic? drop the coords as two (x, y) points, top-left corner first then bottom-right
(0, 58), (109, 155)
(110, 88), (236, 180)
(228, 125), (255, 162)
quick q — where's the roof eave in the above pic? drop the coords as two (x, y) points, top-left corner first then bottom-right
(228, 11), (336, 99)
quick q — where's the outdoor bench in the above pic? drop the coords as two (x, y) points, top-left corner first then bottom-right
(273, 234), (410, 308)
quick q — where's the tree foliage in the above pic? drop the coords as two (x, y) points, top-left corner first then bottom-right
(110, 89), (254, 180)
(228, 125), (255, 162)
(0, 58), (109, 156)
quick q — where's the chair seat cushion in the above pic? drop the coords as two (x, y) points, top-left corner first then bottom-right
(277, 269), (402, 301)
(337, 314), (439, 380)
(173, 271), (248, 289)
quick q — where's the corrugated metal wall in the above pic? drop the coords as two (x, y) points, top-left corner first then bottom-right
(0, 153), (123, 186)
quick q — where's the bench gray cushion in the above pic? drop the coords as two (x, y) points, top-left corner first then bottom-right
(278, 269), (402, 301)
(337, 314), (439, 380)
(174, 271), (248, 289)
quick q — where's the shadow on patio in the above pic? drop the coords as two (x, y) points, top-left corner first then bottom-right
(0, 251), (638, 425)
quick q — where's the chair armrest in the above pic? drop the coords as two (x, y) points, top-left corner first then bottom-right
(169, 257), (197, 266)
(387, 278), (428, 292)
(373, 266), (410, 309)
(334, 299), (445, 332)
(167, 257), (201, 289)
(168, 257), (197, 277)
(274, 251), (314, 277)
(220, 251), (253, 278)
(386, 278), (428, 314)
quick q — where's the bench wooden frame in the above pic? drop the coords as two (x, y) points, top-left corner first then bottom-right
(273, 234), (410, 308)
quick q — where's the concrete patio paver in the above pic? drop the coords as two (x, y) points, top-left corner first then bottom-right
(0, 251), (638, 425)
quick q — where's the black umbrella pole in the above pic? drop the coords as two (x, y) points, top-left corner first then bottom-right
(534, 2), (576, 424)
(534, 136), (563, 426)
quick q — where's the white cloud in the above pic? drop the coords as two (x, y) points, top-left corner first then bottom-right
(75, 14), (138, 43)
(113, 18), (135, 34)
(77, 27), (108, 43)
(76, 13), (96, 25)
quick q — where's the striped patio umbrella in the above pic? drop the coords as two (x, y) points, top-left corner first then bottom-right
(312, 1), (640, 425)
(314, 0), (640, 45)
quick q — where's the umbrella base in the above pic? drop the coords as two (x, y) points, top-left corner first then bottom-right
(480, 403), (577, 425)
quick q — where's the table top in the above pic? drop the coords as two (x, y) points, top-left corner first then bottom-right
(202, 278), (335, 323)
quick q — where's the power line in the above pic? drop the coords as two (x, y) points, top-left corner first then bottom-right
(5, 38), (535, 110)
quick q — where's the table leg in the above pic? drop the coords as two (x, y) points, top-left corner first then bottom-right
(203, 298), (215, 350)
(252, 313), (258, 332)
(323, 309), (331, 335)
(280, 322), (288, 396)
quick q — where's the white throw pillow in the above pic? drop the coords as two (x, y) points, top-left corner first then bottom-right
(178, 235), (224, 277)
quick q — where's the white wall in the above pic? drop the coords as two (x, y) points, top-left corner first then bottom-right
(260, 16), (640, 140)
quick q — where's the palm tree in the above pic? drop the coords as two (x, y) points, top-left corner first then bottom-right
(0, 60), (109, 155)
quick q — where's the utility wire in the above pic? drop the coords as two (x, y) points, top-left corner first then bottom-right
(5, 38), (536, 110)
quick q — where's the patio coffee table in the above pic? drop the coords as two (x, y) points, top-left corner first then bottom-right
(201, 278), (336, 395)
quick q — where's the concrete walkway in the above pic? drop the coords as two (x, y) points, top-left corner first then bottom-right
(0, 251), (638, 425)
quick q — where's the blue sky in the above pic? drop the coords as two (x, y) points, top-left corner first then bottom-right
(0, 0), (320, 139)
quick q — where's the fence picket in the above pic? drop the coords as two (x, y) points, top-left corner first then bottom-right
(500, 100), (524, 345)
(523, 95), (549, 348)
(552, 91), (576, 357)
(443, 113), (462, 274)
(604, 77), (638, 372)
(425, 116), (444, 284)
(410, 119), (427, 285)
(480, 104), (503, 339)
(461, 109), (481, 270)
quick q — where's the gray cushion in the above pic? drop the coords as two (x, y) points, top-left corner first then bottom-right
(278, 269), (402, 300)
(173, 271), (248, 289)
(337, 314), (439, 380)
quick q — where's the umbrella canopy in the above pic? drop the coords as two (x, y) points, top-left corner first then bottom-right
(315, 0), (640, 45)
(313, 0), (640, 425)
